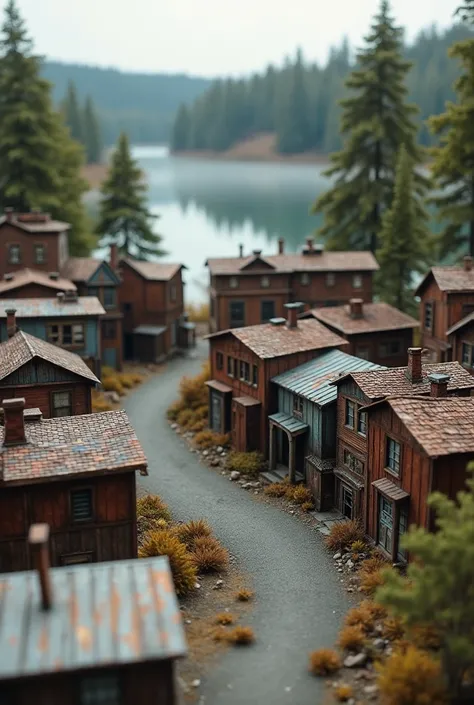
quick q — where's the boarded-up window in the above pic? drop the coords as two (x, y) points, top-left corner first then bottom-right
(71, 488), (93, 522)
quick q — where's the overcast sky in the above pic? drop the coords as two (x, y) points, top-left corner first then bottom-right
(2, 0), (463, 78)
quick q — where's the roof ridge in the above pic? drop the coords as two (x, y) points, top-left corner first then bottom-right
(19, 330), (37, 359)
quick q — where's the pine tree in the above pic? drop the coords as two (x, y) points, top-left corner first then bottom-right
(377, 464), (474, 697)
(83, 95), (102, 164)
(62, 81), (83, 143)
(429, 37), (474, 256)
(456, 1), (474, 22)
(311, 0), (426, 253)
(276, 49), (312, 154)
(171, 104), (190, 151)
(377, 145), (431, 313)
(97, 132), (164, 258)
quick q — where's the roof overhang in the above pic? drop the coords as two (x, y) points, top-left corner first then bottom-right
(269, 412), (308, 436)
(372, 477), (409, 502)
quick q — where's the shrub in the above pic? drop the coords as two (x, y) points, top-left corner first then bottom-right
(366, 600), (389, 621)
(137, 494), (172, 525)
(360, 554), (389, 574)
(174, 519), (213, 547)
(190, 536), (229, 573)
(301, 501), (315, 513)
(212, 626), (229, 642)
(325, 519), (365, 552)
(178, 362), (210, 410)
(194, 430), (230, 449)
(226, 451), (263, 477)
(263, 482), (288, 497)
(117, 373), (135, 389)
(236, 589), (254, 602)
(167, 400), (185, 421)
(334, 684), (353, 702)
(138, 530), (197, 596)
(376, 646), (447, 705)
(351, 539), (367, 553)
(91, 392), (113, 412)
(228, 626), (255, 645)
(101, 376), (125, 395)
(360, 567), (388, 595)
(189, 419), (207, 433)
(177, 408), (195, 428)
(308, 648), (341, 676)
(338, 624), (367, 651)
(287, 485), (313, 505)
(215, 612), (234, 625)
(344, 601), (381, 632)
(382, 616), (405, 642)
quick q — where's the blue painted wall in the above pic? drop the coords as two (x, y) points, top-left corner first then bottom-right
(276, 386), (336, 459)
(0, 317), (100, 358)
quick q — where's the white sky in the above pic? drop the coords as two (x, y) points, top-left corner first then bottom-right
(1, 0), (463, 77)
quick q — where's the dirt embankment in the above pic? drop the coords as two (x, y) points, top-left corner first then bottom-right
(173, 133), (331, 165)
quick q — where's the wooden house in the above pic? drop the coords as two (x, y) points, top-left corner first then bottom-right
(0, 208), (70, 279)
(205, 303), (348, 455)
(0, 329), (99, 417)
(0, 267), (76, 298)
(0, 398), (147, 572)
(269, 350), (383, 508)
(118, 257), (194, 362)
(362, 394), (474, 563)
(0, 295), (105, 376)
(415, 256), (474, 362)
(62, 248), (123, 370)
(447, 311), (474, 373)
(330, 348), (474, 524)
(0, 524), (186, 705)
(300, 299), (419, 367)
(206, 238), (379, 332)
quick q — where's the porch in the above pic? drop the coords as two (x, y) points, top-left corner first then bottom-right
(267, 411), (308, 484)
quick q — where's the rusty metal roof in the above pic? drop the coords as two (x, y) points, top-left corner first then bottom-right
(206, 251), (379, 275)
(268, 412), (308, 435)
(0, 556), (187, 681)
(0, 297), (105, 318)
(306, 302), (419, 335)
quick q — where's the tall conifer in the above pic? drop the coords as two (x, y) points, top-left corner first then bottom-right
(63, 81), (83, 143)
(311, 0), (426, 253)
(97, 133), (164, 258)
(276, 49), (311, 154)
(171, 104), (190, 151)
(83, 96), (102, 164)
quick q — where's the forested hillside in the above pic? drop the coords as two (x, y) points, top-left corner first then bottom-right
(42, 62), (211, 145)
(172, 24), (473, 154)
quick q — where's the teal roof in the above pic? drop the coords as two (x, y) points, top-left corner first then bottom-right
(272, 350), (384, 407)
(268, 412), (308, 435)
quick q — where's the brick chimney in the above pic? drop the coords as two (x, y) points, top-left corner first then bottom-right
(429, 373), (450, 397)
(4, 207), (13, 222)
(406, 347), (423, 383)
(57, 292), (65, 303)
(2, 398), (26, 446)
(29, 524), (53, 611)
(349, 298), (364, 319)
(110, 244), (118, 271)
(464, 256), (473, 272)
(278, 238), (284, 255)
(48, 272), (59, 281)
(6, 308), (17, 338)
(63, 289), (78, 303)
(284, 302), (303, 329)
(252, 249), (262, 256)
(238, 244), (244, 258)
(306, 237), (314, 253)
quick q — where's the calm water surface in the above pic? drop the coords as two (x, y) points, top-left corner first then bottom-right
(125, 145), (331, 303)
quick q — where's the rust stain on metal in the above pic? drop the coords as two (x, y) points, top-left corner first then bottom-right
(53, 659), (63, 670)
(69, 594), (79, 627)
(121, 599), (141, 655)
(161, 629), (169, 646)
(8, 634), (18, 647)
(38, 626), (49, 653)
(76, 626), (93, 651)
(93, 606), (103, 625)
(153, 569), (173, 593)
(110, 583), (121, 636)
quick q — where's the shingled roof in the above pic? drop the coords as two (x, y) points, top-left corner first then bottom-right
(0, 296), (105, 318)
(0, 409), (147, 484)
(206, 319), (347, 359)
(206, 251), (379, 276)
(304, 301), (419, 335)
(0, 330), (100, 384)
(415, 264), (474, 295)
(447, 311), (474, 336)
(122, 257), (184, 281)
(0, 268), (75, 295)
(366, 396), (474, 458)
(333, 361), (474, 400)
(0, 213), (70, 233)
(61, 257), (102, 282)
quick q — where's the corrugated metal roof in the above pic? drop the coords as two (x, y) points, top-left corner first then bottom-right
(271, 350), (384, 407)
(268, 412), (308, 435)
(0, 556), (187, 681)
(0, 297), (105, 318)
(133, 325), (167, 336)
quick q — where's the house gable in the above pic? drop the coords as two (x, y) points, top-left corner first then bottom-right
(87, 260), (121, 286)
(414, 270), (437, 299)
(1, 359), (92, 387)
(239, 256), (276, 272)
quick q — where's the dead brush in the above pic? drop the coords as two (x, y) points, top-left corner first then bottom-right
(173, 519), (213, 547)
(301, 501), (315, 512)
(263, 482), (288, 497)
(286, 485), (313, 505)
(376, 646), (447, 705)
(334, 684), (354, 702)
(337, 624), (367, 651)
(325, 519), (365, 552)
(227, 626), (255, 645)
(359, 566), (388, 595)
(138, 530), (196, 597)
(215, 612), (234, 626)
(236, 588), (254, 602)
(343, 601), (382, 633)
(190, 535), (229, 573)
(308, 648), (341, 676)
(382, 616), (405, 642)
(136, 494), (171, 525)
(194, 430), (230, 449)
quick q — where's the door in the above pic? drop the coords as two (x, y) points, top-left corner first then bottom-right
(232, 402), (246, 451)
(341, 485), (354, 519)
(278, 429), (289, 467)
(378, 495), (393, 554)
(210, 391), (222, 432)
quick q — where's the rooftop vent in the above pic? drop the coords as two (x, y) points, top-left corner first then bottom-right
(284, 302), (304, 328)
(29, 524), (53, 611)
(349, 298), (364, 319)
(302, 237), (324, 256)
(252, 249), (262, 256)
(17, 210), (50, 224)
(464, 255), (473, 272)
(269, 317), (286, 326)
(428, 373), (450, 398)
(63, 289), (78, 302)
(48, 272), (59, 281)
(3, 273), (14, 281)
(238, 244), (244, 258)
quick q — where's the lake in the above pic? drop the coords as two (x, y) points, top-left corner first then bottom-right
(119, 145), (331, 303)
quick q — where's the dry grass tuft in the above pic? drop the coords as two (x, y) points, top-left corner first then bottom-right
(344, 600), (384, 632)
(286, 484), (313, 505)
(382, 616), (405, 642)
(301, 501), (315, 513)
(91, 390), (114, 412)
(350, 539), (367, 553)
(409, 624), (442, 650)
(137, 494), (172, 525)
(215, 612), (234, 625)
(263, 482), (288, 497)
(334, 684), (354, 702)
(359, 553), (389, 574)
(376, 646), (447, 705)
(101, 376), (125, 395)
(308, 648), (341, 676)
(190, 535), (229, 573)
(359, 567), (388, 596)
(325, 519), (365, 552)
(226, 451), (263, 476)
(227, 626), (255, 645)
(138, 530), (196, 597)
(173, 519), (213, 547)
(338, 624), (367, 651)
(194, 430), (230, 449)
(236, 588), (254, 602)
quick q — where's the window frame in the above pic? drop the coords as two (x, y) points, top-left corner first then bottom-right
(47, 322), (85, 348)
(341, 485), (354, 519)
(229, 300), (245, 327)
(260, 275), (270, 289)
(326, 272), (335, 287)
(379, 339), (402, 358)
(229, 276), (239, 289)
(386, 436), (402, 477)
(227, 355), (234, 377)
(61, 551), (94, 566)
(8, 243), (21, 264)
(352, 274), (362, 289)
(51, 389), (73, 417)
(216, 351), (224, 371)
(300, 272), (310, 286)
(357, 409), (367, 437)
(79, 672), (121, 705)
(170, 283), (177, 302)
(239, 360), (250, 383)
(355, 346), (370, 360)
(342, 447), (364, 475)
(252, 364), (258, 387)
(424, 301), (433, 332)
(34, 242), (46, 264)
(103, 287), (117, 309)
(102, 320), (117, 340)
(462, 341), (473, 368)
(345, 399), (356, 429)
(293, 394), (304, 418)
(70, 487), (94, 524)
(261, 299), (275, 323)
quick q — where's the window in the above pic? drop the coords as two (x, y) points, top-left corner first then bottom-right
(52, 391), (72, 417)
(398, 506), (409, 561)
(170, 284), (177, 302)
(345, 399), (355, 428)
(8, 244), (20, 264)
(227, 356), (234, 377)
(104, 287), (116, 309)
(34, 244), (46, 264)
(386, 437), (401, 476)
(261, 300), (275, 322)
(341, 486), (353, 519)
(301, 272), (310, 286)
(352, 274), (362, 289)
(424, 302), (433, 331)
(378, 495), (393, 554)
(462, 343), (471, 366)
(293, 395), (304, 417)
(379, 340), (402, 358)
(357, 410), (367, 436)
(326, 272), (335, 287)
(88, 286), (99, 298)
(216, 352), (224, 370)
(240, 361), (250, 383)
(356, 346), (370, 360)
(47, 323), (85, 347)
(261, 276), (270, 288)
(103, 320), (117, 340)
(71, 488), (93, 522)
(229, 301), (245, 327)
(343, 449), (363, 475)
(252, 365), (258, 386)
(229, 276), (239, 289)
(80, 674), (120, 705)
(61, 552), (93, 566)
